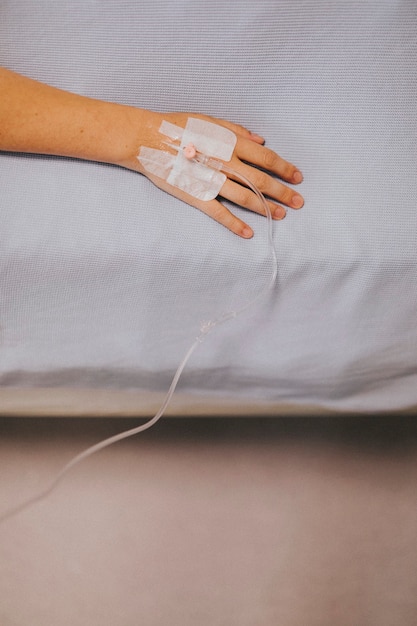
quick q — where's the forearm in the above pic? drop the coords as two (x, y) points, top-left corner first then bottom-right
(0, 67), (146, 163)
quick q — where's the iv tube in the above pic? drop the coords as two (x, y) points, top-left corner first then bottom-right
(0, 152), (278, 525)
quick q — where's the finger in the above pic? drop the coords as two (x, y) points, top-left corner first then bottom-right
(226, 160), (304, 210)
(235, 137), (303, 185)
(146, 172), (254, 238)
(195, 196), (254, 238)
(220, 179), (287, 220)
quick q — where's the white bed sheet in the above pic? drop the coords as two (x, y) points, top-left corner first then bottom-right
(1, 0), (416, 415)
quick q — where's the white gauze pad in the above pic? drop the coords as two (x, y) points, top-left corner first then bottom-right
(137, 118), (237, 201)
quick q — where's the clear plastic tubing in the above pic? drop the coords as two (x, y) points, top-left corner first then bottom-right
(0, 148), (278, 524)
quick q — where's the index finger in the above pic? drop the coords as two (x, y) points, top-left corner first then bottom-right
(235, 137), (303, 185)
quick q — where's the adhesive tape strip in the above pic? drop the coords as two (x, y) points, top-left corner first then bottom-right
(137, 118), (237, 201)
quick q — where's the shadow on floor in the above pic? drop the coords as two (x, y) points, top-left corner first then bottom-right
(1, 413), (417, 456)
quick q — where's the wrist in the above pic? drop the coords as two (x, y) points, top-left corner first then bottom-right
(49, 97), (153, 166)
(104, 105), (161, 169)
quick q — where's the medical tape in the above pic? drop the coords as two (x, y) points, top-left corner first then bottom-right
(137, 118), (237, 201)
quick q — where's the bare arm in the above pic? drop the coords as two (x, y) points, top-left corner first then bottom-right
(0, 67), (303, 238)
(0, 67), (145, 163)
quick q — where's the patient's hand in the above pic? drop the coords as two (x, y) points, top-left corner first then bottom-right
(116, 110), (304, 239)
(0, 67), (303, 239)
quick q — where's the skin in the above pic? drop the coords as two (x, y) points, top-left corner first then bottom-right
(0, 67), (303, 238)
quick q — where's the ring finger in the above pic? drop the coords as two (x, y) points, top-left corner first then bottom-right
(220, 179), (287, 220)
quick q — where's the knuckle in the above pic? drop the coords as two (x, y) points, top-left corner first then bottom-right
(233, 122), (249, 136)
(280, 186), (294, 205)
(211, 204), (226, 222)
(283, 163), (296, 180)
(262, 149), (279, 170)
(235, 186), (253, 207)
(252, 170), (268, 190)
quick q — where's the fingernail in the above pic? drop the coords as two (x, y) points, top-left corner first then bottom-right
(291, 194), (304, 209)
(274, 206), (286, 219)
(292, 170), (303, 184)
(241, 226), (253, 238)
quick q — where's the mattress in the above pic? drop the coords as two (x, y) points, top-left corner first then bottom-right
(1, 0), (416, 416)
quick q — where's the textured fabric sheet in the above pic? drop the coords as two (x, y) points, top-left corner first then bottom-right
(0, 0), (416, 414)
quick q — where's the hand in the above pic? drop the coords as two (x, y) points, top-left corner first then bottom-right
(116, 110), (304, 239)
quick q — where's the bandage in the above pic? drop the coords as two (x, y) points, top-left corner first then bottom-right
(137, 118), (237, 200)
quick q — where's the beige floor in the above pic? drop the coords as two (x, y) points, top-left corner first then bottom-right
(0, 415), (417, 626)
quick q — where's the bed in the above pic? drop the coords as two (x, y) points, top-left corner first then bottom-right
(1, 0), (416, 417)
